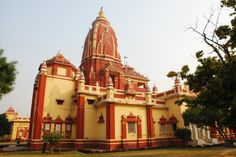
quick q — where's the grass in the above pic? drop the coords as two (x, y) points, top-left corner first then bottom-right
(0, 142), (27, 146)
(0, 147), (236, 157)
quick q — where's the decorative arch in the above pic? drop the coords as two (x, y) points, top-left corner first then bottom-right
(53, 115), (64, 133)
(158, 115), (168, 136)
(121, 112), (142, 139)
(158, 115), (167, 124)
(43, 113), (52, 123)
(43, 113), (52, 133)
(98, 113), (105, 123)
(53, 115), (64, 123)
(168, 115), (178, 124)
(168, 115), (178, 133)
(65, 115), (73, 138)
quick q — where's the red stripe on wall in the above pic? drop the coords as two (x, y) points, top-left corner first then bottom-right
(106, 103), (115, 139)
(33, 74), (47, 139)
(76, 96), (85, 139)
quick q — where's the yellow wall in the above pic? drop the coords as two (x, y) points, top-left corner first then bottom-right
(39, 73), (187, 142)
(43, 76), (76, 135)
(11, 121), (29, 140)
(83, 96), (108, 140)
(165, 96), (185, 128)
(5, 110), (29, 141)
(96, 105), (106, 140)
(115, 105), (147, 140)
(6, 113), (17, 121)
(57, 67), (67, 76)
(47, 67), (52, 75)
(84, 95), (97, 140)
(152, 108), (170, 139)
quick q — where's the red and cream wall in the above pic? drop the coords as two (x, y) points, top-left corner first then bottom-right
(115, 105), (147, 140)
(165, 97), (187, 128)
(4, 107), (30, 142)
(42, 75), (76, 138)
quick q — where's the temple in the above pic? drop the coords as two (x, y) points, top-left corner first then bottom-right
(2, 107), (30, 142)
(28, 8), (235, 151)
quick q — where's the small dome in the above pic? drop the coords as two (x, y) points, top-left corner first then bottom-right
(47, 52), (71, 65)
(46, 51), (76, 69)
(174, 77), (181, 85)
(82, 7), (121, 63)
(6, 106), (15, 113)
(152, 84), (158, 92)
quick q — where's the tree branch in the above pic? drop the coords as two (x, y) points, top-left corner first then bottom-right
(189, 26), (224, 62)
(203, 33), (224, 62)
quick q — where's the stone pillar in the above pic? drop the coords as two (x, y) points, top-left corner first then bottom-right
(145, 87), (154, 139)
(28, 76), (38, 141)
(137, 119), (142, 138)
(106, 103), (115, 139)
(76, 95), (85, 139)
(78, 72), (85, 91)
(193, 124), (199, 140)
(207, 128), (211, 139)
(146, 106), (154, 138)
(189, 124), (194, 139)
(121, 116), (127, 139)
(32, 62), (47, 140)
(106, 77), (114, 99)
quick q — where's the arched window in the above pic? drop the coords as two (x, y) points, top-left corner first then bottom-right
(158, 116), (167, 135)
(169, 115), (178, 134)
(121, 112), (142, 139)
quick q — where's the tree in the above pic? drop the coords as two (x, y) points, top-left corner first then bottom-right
(42, 131), (64, 153)
(0, 48), (17, 100)
(0, 113), (11, 137)
(174, 128), (191, 147)
(167, 0), (236, 146)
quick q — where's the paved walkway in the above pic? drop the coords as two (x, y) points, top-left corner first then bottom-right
(1, 145), (30, 152)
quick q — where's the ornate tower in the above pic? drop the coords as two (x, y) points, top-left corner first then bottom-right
(80, 7), (123, 88)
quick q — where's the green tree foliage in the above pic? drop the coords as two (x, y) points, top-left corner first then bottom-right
(217, 0), (236, 52)
(167, 1), (236, 146)
(174, 128), (191, 147)
(0, 48), (17, 100)
(0, 113), (11, 137)
(42, 131), (64, 153)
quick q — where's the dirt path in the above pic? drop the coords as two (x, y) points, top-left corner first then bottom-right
(211, 149), (236, 157)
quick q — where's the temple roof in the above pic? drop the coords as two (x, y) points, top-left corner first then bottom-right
(46, 52), (76, 68)
(103, 62), (123, 75)
(82, 7), (121, 63)
(6, 106), (16, 113)
(123, 65), (149, 81)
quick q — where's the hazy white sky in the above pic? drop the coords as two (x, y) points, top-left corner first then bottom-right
(0, 0), (230, 116)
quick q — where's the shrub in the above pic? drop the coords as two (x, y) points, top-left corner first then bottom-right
(174, 128), (191, 147)
(42, 131), (64, 153)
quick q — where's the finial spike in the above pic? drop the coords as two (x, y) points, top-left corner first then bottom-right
(57, 50), (62, 55)
(174, 76), (181, 85)
(99, 7), (105, 17)
(153, 84), (158, 92)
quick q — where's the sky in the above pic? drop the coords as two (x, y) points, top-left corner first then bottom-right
(0, 0), (231, 116)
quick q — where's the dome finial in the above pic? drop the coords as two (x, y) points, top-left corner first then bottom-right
(93, 6), (109, 25)
(99, 7), (105, 17)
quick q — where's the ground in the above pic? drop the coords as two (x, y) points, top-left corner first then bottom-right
(0, 147), (236, 157)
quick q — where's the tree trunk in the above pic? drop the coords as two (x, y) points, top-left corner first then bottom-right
(215, 126), (233, 147)
(42, 142), (47, 153)
(49, 144), (54, 154)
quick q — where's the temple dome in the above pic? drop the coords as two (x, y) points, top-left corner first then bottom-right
(81, 7), (121, 64)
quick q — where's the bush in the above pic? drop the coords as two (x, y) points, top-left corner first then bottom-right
(174, 128), (191, 147)
(42, 131), (64, 153)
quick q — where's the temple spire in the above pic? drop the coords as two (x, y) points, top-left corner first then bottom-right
(95, 7), (107, 22)
(99, 7), (105, 17)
